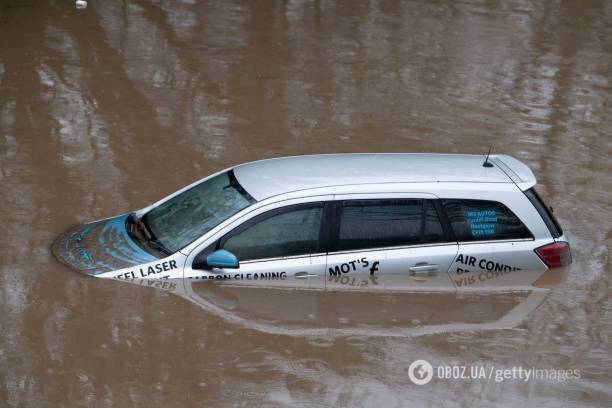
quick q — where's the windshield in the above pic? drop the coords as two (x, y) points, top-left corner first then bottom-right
(143, 170), (255, 253)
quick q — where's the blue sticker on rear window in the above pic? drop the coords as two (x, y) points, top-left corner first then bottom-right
(465, 210), (497, 236)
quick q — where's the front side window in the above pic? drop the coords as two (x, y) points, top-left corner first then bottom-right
(222, 204), (323, 261)
(144, 171), (255, 253)
(441, 199), (532, 241)
(336, 199), (446, 252)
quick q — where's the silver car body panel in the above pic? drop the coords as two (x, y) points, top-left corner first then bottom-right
(232, 153), (533, 200)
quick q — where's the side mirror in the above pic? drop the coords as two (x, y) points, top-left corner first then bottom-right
(205, 249), (239, 269)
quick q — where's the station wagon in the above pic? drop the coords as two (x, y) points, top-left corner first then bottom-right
(52, 153), (571, 291)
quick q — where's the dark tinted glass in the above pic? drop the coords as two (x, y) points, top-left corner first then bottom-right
(442, 199), (532, 241)
(222, 205), (322, 261)
(337, 199), (428, 251)
(524, 188), (563, 238)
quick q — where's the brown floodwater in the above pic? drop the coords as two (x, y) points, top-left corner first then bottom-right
(1, 0), (611, 406)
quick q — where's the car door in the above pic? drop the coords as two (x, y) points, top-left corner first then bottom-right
(325, 196), (458, 292)
(185, 202), (328, 289)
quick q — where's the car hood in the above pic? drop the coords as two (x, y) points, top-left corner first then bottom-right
(52, 214), (158, 276)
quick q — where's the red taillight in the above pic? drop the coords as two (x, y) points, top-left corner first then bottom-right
(535, 242), (572, 268)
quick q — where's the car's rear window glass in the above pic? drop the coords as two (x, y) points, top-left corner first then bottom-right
(524, 188), (563, 238)
(337, 199), (446, 252)
(222, 204), (323, 261)
(441, 199), (532, 241)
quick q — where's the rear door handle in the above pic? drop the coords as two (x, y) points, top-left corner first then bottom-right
(294, 271), (317, 279)
(409, 263), (439, 276)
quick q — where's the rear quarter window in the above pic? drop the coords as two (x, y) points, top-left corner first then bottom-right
(524, 188), (563, 238)
(441, 199), (533, 242)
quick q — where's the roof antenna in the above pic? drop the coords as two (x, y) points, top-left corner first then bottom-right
(482, 147), (493, 167)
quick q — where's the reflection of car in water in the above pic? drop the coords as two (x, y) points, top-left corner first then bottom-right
(53, 153), (571, 292)
(121, 270), (567, 336)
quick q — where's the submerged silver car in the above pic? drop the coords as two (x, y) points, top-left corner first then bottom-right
(53, 153), (571, 291)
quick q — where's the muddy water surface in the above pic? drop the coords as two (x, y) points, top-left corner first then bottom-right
(1, 0), (611, 406)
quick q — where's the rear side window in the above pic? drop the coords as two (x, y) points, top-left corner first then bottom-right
(441, 199), (532, 242)
(336, 199), (447, 252)
(524, 188), (563, 238)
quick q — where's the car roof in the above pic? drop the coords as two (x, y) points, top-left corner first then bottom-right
(233, 153), (536, 201)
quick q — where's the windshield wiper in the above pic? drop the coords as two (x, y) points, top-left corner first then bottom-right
(126, 213), (172, 256)
(126, 213), (143, 241)
(135, 215), (152, 240)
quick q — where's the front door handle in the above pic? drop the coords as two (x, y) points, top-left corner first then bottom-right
(294, 271), (317, 279)
(409, 263), (439, 277)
